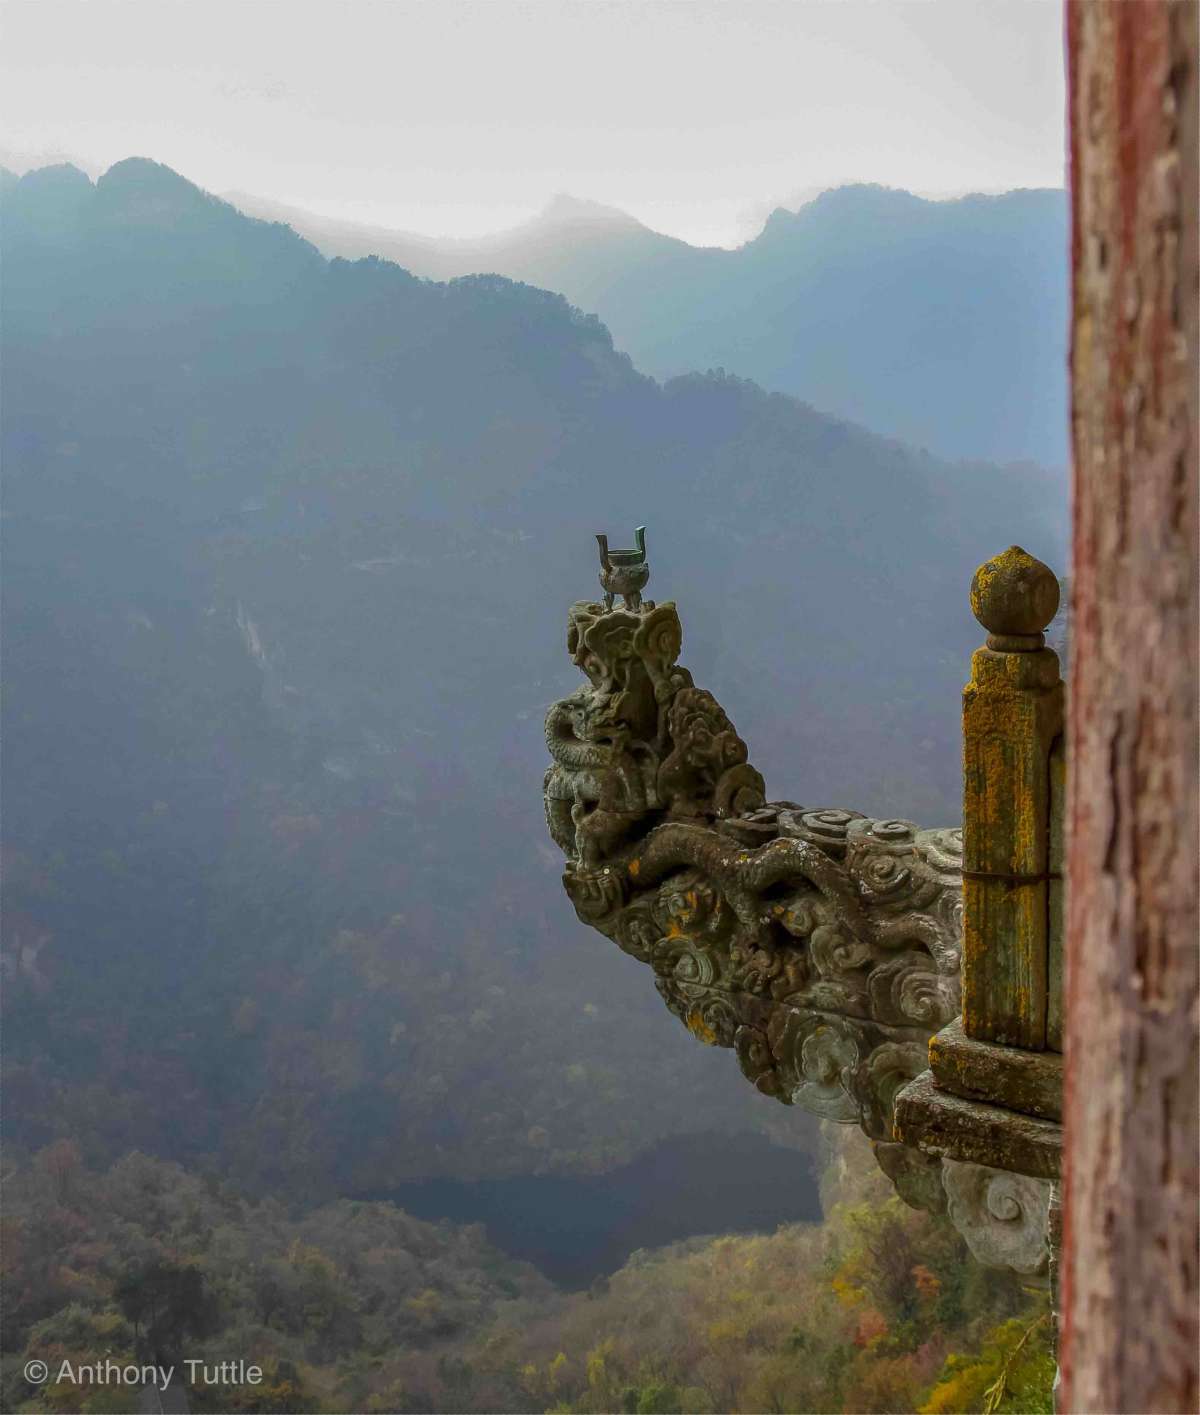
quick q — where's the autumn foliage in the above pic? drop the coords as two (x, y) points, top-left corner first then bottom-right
(1, 1129), (1053, 1414)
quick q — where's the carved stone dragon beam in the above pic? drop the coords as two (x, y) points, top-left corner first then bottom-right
(542, 532), (1054, 1279)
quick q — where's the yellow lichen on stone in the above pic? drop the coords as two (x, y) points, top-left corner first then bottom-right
(961, 551), (1064, 1049)
(970, 546), (1060, 639)
(686, 1009), (718, 1045)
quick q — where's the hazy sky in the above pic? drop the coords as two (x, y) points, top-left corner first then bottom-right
(1, 0), (1066, 247)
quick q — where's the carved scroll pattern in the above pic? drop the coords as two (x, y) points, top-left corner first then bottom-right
(543, 598), (968, 1215)
(941, 1159), (1052, 1281)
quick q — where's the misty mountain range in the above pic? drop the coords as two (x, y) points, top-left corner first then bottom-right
(1, 157), (1067, 1198)
(228, 181), (1069, 468)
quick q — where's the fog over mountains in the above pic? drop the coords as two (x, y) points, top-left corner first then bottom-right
(230, 181), (1069, 468)
(2, 158), (1067, 1199)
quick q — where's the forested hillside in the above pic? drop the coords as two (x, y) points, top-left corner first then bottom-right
(2, 1132), (1054, 1414)
(2, 158), (1066, 1205)
(229, 183), (1069, 467)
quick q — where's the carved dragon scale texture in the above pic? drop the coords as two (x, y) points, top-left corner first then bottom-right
(542, 536), (1052, 1275)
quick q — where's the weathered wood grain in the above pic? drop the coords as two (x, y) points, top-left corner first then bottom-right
(1061, 3), (1199, 1411)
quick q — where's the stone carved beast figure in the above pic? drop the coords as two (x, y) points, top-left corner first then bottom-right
(544, 600), (765, 865)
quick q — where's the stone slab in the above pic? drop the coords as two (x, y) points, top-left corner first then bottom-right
(929, 1017), (1063, 1120)
(893, 1069), (1062, 1180)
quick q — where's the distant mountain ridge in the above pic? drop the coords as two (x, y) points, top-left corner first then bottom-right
(228, 180), (1070, 467)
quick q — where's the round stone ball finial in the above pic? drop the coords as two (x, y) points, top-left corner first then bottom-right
(970, 546), (1060, 652)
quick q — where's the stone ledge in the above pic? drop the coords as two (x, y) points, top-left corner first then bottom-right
(893, 1070), (1062, 1180)
(929, 1017), (1062, 1120)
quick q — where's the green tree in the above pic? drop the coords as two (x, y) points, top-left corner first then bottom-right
(114, 1259), (218, 1360)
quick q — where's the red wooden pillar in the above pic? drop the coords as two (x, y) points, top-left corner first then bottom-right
(1061, 2), (1199, 1411)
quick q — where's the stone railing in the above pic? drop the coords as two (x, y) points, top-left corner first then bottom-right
(542, 531), (1063, 1279)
